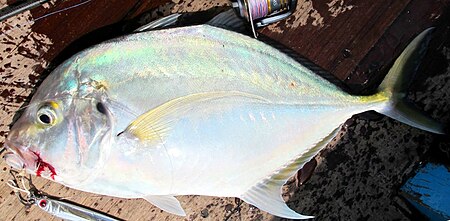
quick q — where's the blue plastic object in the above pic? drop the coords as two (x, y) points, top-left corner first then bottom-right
(401, 163), (450, 221)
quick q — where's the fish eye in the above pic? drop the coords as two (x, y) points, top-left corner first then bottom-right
(96, 102), (107, 115)
(37, 105), (57, 126)
(39, 114), (51, 124)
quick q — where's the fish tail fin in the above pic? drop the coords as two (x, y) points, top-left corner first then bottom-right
(374, 27), (445, 134)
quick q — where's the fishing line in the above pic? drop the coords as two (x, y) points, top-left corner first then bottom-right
(33, 0), (91, 23)
(7, 178), (30, 195)
(0, 0), (93, 122)
(247, 0), (269, 20)
(0, 0), (92, 38)
(6, 172), (120, 220)
(60, 195), (104, 200)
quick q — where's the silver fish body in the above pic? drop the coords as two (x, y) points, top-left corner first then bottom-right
(49, 25), (370, 196)
(4, 25), (443, 219)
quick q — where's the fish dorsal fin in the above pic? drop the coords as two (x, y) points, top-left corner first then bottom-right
(206, 9), (249, 34)
(144, 195), (186, 216)
(123, 91), (267, 142)
(240, 126), (341, 219)
(135, 13), (182, 32)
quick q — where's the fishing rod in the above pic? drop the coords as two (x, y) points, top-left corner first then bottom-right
(0, 0), (50, 22)
(0, 0), (297, 38)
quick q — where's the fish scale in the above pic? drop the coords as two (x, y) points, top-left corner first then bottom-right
(78, 26), (353, 110)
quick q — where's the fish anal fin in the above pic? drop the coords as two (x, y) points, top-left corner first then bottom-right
(143, 195), (186, 216)
(240, 126), (341, 219)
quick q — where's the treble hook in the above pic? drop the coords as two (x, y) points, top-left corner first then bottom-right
(6, 169), (121, 221)
(7, 170), (38, 207)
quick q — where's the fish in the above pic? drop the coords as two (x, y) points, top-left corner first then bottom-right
(3, 13), (445, 219)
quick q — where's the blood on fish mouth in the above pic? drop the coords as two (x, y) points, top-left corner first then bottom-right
(32, 151), (57, 180)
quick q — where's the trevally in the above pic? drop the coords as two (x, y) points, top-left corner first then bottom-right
(3, 15), (445, 219)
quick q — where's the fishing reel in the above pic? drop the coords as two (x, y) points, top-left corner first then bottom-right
(231, 0), (297, 34)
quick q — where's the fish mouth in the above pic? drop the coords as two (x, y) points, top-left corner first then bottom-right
(3, 140), (35, 171)
(3, 140), (57, 180)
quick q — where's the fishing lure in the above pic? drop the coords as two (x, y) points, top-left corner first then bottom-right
(7, 171), (120, 221)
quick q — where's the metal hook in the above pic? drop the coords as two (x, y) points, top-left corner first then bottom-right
(7, 170), (38, 207)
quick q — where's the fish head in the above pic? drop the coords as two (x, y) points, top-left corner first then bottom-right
(4, 60), (113, 186)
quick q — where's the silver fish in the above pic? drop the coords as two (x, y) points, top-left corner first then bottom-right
(3, 23), (444, 219)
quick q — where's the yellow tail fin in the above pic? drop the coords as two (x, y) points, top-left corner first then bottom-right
(376, 28), (445, 134)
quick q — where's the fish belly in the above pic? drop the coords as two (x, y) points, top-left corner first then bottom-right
(163, 99), (365, 197)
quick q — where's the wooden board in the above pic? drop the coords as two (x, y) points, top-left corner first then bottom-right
(0, 0), (449, 220)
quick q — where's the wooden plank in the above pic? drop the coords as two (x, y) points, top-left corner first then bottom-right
(260, 0), (448, 94)
(342, 0), (450, 93)
(30, 0), (167, 60)
(260, 0), (413, 81)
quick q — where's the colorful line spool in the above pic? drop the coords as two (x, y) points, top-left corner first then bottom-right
(231, 0), (297, 37)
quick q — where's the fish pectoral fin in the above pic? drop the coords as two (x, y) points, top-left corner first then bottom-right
(240, 126), (341, 219)
(144, 195), (186, 216)
(123, 91), (267, 142)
